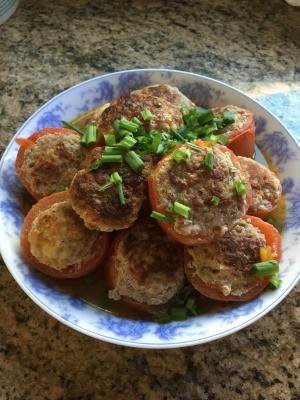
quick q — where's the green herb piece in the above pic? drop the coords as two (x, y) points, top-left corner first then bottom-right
(216, 134), (228, 145)
(173, 201), (190, 218)
(101, 154), (123, 163)
(61, 120), (85, 136)
(98, 179), (115, 192)
(117, 135), (137, 150)
(124, 151), (145, 173)
(89, 160), (102, 171)
(252, 260), (279, 276)
(269, 274), (282, 289)
(204, 152), (214, 171)
(131, 116), (142, 125)
(197, 109), (215, 125)
(80, 124), (97, 147)
(150, 211), (173, 224)
(111, 172), (125, 205)
(211, 195), (220, 205)
(170, 307), (188, 321)
(103, 146), (127, 156)
(234, 180), (247, 195)
(266, 216), (276, 226)
(171, 148), (191, 163)
(141, 109), (154, 121)
(209, 134), (218, 145)
(104, 134), (116, 146)
(222, 110), (235, 124)
(185, 297), (197, 316)
(119, 117), (140, 133)
(111, 171), (122, 184)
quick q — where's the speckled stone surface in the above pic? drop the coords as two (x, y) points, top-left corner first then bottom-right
(0, 0), (299, 399)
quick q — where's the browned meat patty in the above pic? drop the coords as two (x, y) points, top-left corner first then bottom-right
(132, 84), (195, 109)
(107, 218), (185, 305)
(69, 147), (152, 231)
(237, 156), (282, 218)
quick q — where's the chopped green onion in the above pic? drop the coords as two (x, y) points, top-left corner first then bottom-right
(229, 164), (238, 173)
(131, 116), (142, 125)
(196, 122), (218, 137)
(112, 119), (121, 134)
(61, 120), (85, 136)
(173, 201), (190, 218)
(222, 110), (235, 124)
(269, 274), (282, 289)
(150, 211), (173, 224)
(80, 124), (97, 147)
(171, 129), (186, 142)
(267, 216), (276, 226)
(117, 135), (137, 150)
(101, 154), (123, 163)
(104, 134), (116, 146)
(158, 314), (172, 324)
(89, 160), (102, 171)
(186, 142), (202, 151)
(98, 180), (115, 192)
(234, 180), (247, 196)
(209, 134), (218, 145)
(211, 195), (220, 205)
(111, 171), (122, 184)
(124, 151), (145, 173)
(141, 109), (154, 121)
(185, 297), (197, 316)
(252, 260), (279, 276)
(116, 182), (125, 205)
(119, 117), (140, 133)
(170, 307), (188, 321)
(103, 146), (127, 156)
(216, 134), (228, 145)
(204, 152), (214, 171)
(197, 109), (215, 125)
(172, 148), (191, 163)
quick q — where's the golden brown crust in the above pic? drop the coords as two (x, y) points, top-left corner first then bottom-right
(97, 92), (184, 135)
(108, 219), (185, 305)
(69, 147), (153, 231)
(237, 156), (282, 216)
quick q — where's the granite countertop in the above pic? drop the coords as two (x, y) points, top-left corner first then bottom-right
(0, 0), (299, 399)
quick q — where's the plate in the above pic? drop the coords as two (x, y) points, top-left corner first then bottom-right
(0, 69), (299, 348)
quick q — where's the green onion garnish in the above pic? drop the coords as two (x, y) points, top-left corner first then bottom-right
(216, 134), (228, 145)
(103, 146), (127, 156)
(170, 307), (188, 321)
(141, 109), (154, 121)
(234, 180), (247, 196)
(80, 124), (97, 147)
(98, 179), (115, 192)
(267, 216), (276, 226)
(222, 110), (235, 124)
(101, 155), (123, 163)
(61, 120), (85, 136)
(131, 116), (142, 125)
(117, 135), (137, 150)
(104, 134), (116, 146)
(150, 211), (173, 224)
(211, 195), (220, 205)
(173, 201), (190, 218)
(89, 160), (102, 171)
(111, 172), (125, 205)
(171, 148), (191, 163)
(124, 151), (145, 173)
(204, 152), (214, 171)
(119, 117), (140, 133)
(252, 260), (279, 276)
(197, 109), (215, 125)
(269, 274), (282, 289)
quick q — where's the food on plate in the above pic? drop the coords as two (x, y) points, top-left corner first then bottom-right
(15, 127), (88, 199)
(148, 140), (252, 245)
(211, 105), (255, 158)
(69, 146), (153, 231)
(94, 91), (184, 146)
(184, 215), (282, 301)
(15, 83), (284, 321)
(237, 156), (282, 218)
(106, 218), (185, 313)
(131, 84), (196, 109)
(20, 190), (111, 278)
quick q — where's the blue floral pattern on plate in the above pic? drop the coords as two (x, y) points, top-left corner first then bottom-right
(0, 69), (299, 348)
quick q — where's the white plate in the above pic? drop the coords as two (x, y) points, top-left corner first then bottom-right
(0, 69), (299, 348)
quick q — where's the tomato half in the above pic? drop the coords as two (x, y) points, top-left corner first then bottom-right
(184, 214), (282, 302)
(20, 191), (111, 279)
(148, 141), (252, 246)
(15, 127), (81, 200)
